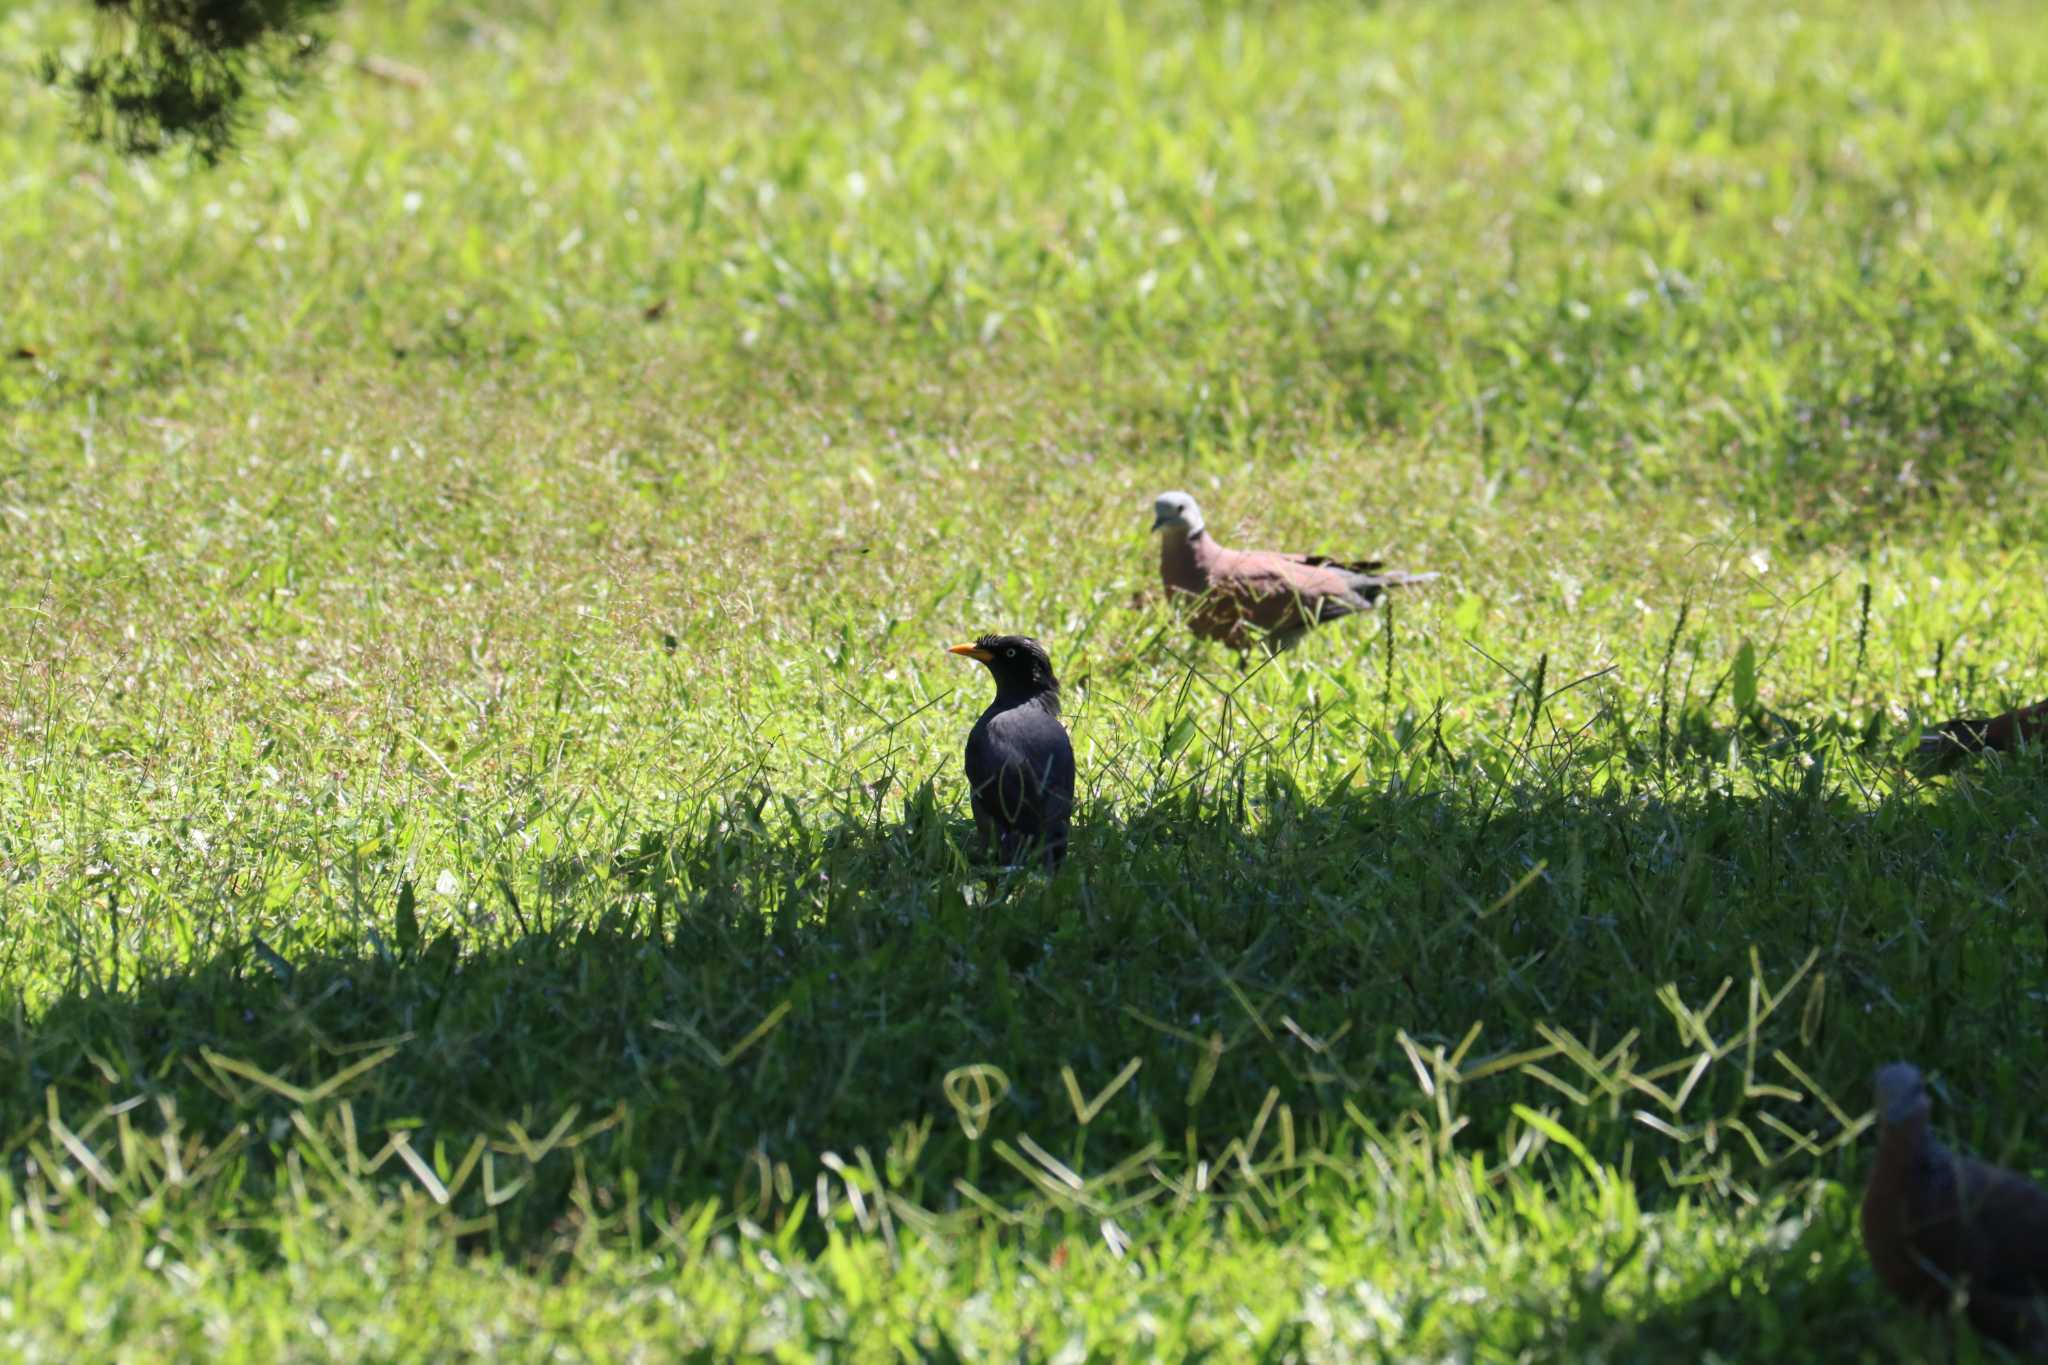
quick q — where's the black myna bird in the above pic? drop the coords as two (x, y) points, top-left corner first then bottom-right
(948, 634), (1074, 869)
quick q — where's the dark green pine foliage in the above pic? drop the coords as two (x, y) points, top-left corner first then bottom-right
(40, 0), (339, 164)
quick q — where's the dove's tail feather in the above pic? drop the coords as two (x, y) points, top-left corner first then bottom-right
(1351, 569), (1439, 596)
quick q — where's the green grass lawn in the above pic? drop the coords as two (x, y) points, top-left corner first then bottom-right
(5, 0), (2048, 1356)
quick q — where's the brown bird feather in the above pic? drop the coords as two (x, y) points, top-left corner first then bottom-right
(1919, 697), (2048, 772)
(1149, 491), (1435, 653)
(1863, 1063), (2048, 1348)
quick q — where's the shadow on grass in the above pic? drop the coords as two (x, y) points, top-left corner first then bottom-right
(7, 749), (2047, 1275)
(1512, 1187), (1919, 1362)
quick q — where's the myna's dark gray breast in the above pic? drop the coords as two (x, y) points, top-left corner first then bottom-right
(966, 698), (1074, 839)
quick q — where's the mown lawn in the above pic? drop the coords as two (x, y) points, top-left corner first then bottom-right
(4, 0), (2048, 1357)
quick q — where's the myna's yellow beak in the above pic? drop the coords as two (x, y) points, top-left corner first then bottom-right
(948, 643), (994, 661)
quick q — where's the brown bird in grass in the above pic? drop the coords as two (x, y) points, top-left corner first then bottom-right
(1149, 491), (1436, 654)
(1919, 697), (2048, 772)
(1863, 1062), (2048, 1348)
(949, 635), (1074, 870)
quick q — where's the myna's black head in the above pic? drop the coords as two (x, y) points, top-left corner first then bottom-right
(948, 634), (1059, 699)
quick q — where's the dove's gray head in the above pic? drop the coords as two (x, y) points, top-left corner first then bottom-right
(1150, 491), (1205, 536)
(1873, 1063), (1931, 1127)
